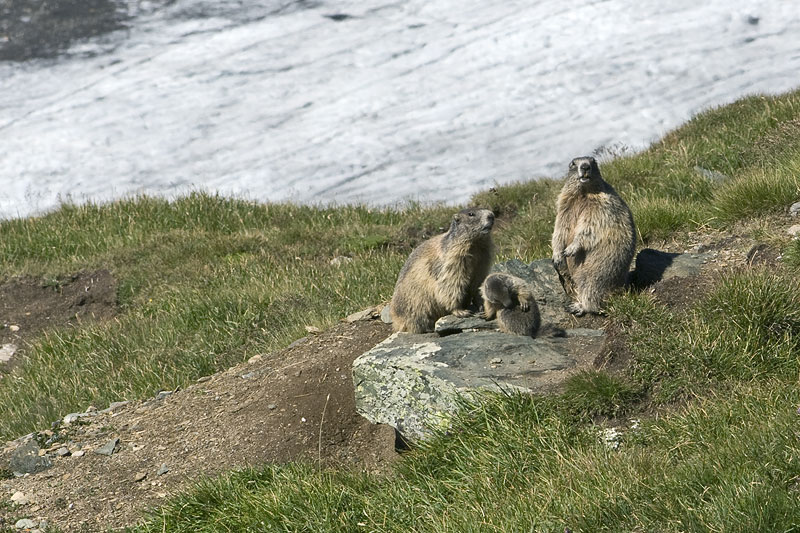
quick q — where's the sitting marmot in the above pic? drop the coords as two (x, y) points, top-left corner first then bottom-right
(551, 156), (636, 315)
(390, 208), (495, 333)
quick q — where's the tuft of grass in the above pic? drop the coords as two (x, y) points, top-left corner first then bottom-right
(611, 269), (800, 404)
(784, 239), (800, 270)
(711, 162), (800, 221)
(561, 370), (642, 418)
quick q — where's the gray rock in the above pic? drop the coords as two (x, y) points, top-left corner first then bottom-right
(0, 343), (17, 364)
(353, 328), (605, 441)
(134, 472), (147, 482)
(63, 412), (91, 425)
(15, 518), (37, 530)
(788, 224), (800, 238)
(380, 304), (392, 324)
(287, 336), (309, 349)
(72, 450), (85, 457)
(55, 447), (71, 457)
(93, 438), (119, 456)
(154, 390), (173, 401)
(157, 463), (170, 476)
(434, 315), (499, 335)
(98, 401), (129, 415)
(789, 201), (800, 217)
(344, 307), (377, 323)
(8, 441), (52, 475)
(629, 248), (711, 288)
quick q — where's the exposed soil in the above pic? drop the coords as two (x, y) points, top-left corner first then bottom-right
(0, 213), (795, 532)
(1, 317), (397, 531)
(0, 270), (118, 374)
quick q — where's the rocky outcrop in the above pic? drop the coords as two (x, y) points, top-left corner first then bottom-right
(353, 327), (606, 441)
(355, 250), (708, 441)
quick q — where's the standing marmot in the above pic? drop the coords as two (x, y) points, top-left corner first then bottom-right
(480, 272), (541, 337)
(551, 156), (636, 315)
(390, 208), (495, 333)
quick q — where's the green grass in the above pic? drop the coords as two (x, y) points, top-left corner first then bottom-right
(131, 381), (800, 533)
(3, 89), (800, 531)
(0, 195), (454, 437)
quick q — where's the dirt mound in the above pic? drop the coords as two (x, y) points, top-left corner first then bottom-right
(1, 319), (397, 531)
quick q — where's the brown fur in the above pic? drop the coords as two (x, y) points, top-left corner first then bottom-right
(551, 156), (636, 315)
(480, 273), (541, 337)
(390, 208), (495, 333)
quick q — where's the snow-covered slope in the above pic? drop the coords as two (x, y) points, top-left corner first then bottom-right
(1, 0), (798, 219)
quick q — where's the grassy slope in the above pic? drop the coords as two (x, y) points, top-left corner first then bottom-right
(1, 89), (800, 532)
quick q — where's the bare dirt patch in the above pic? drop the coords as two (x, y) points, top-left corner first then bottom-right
(1, 319), (397, 531)
(0, 270), (117, 372)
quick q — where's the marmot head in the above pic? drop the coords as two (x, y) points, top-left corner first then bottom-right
(483, 274), (513, 308)
(568, 156), (602, 188)
(448, 207), (495, 240)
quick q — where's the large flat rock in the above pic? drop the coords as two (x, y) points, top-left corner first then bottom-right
(353, 328), (605, 441)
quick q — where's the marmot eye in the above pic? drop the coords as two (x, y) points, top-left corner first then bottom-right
(468, 211), (475, 217)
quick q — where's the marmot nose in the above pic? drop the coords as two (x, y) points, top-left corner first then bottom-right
(579, 163), (591, 173)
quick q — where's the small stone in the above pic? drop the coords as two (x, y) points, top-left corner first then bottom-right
(10, 491), (29, 505)
(108, 401), (129, 412)
(268, 404), (277, 410)
(490, 358), (502, 364)
(94, 437), (119, 456)
(72, 450), (85, 457)
(156, 464), (169, 476)
(55, 447), (70, 457)
(154, 390), (172, 401)
(344, 307), (377, 323)
(8, 324), (20, 332)
(247, 354), (263, 364)
(287, 337), (308, 349)
(380, 305), (392, 324)
(133, 472), (147, 482)
(787, 225), (800, 238)
(240, 371), (257, 380)
(789, 201), (800, 217)
(304, 325), (322, 334)
(15, 518), (37, 529)
(293, 370), (302, 377)
(63, 412), (90, 424)
(0, 343), (17, 364)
